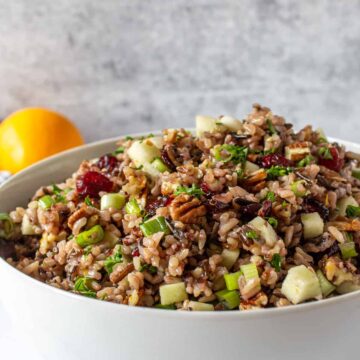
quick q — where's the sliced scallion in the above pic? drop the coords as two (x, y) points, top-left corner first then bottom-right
(76, 225), (104, 248)
(316, 270), (335, 297)
(215, 289), (240, 310)
(339, 241), (358, 260)
(140, 216), (171, 237)
(74, 277), (97, 298)
(291, 181), (307, 197)
(125, 198), (143, 216)
(240, 263), (259, 281)
(0, 213), (14, 236)
(38, 195), (55, 209)
(101, 193), (126, 210)
(151, 158), (171, 173)
(224, 271), (242, 290)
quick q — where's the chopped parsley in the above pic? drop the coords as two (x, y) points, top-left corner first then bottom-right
(125, 135), (134, 141)
(174, 184), (204, 199)
(267, 217), (278, 228)
(113, 146), (125, 154)
(84, 196), (94, 207)
(297, 155), (314, 168)
(266, 119), (277, 135)
(245, 230), (258, 240)
(266, 166), (293, 179)
(83, 245), (93, 256)
(52, 184), (66, 203)
(346, 205), (360, 218)
(318, 146), (333, 160)
(270, 254), (282, 272)
(214, 145), (248, 165)
(139, 263), (158, 275)
(104, 247), (123, 274)
(74, 277), (96, 298)
(265, 191), (276, 202)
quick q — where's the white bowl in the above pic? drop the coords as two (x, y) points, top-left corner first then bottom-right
(1, 135), (360, 360)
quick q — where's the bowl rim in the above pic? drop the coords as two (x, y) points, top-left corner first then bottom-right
(1, 133), (360, 319)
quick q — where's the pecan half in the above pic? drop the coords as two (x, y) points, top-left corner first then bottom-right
(169, 194), (207, 224)
(285, 141), (310, 161)
(67, 206), (99, 229)
(109, 263), (135, 283)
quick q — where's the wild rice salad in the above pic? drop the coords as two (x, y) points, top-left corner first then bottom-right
(1, 104), (360, 311)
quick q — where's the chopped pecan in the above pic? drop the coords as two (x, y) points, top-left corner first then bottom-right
(244, 169), (267, 184)
(169, 194), (207, 224)
(285, 142), (310, 161)
(67, 206), (98, 229)
(327, 219), (360, 232)
(109, 263), (135, 283)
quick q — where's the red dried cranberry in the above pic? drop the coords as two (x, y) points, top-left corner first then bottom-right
(200, 182), (215, 198)
(145, 196), (170, 217)
(258, 200), (272, 218)
(261, 154), (292, 168)
(132, 248), (140, 257)
(302, 196), (329, 220)
(318, 147), (344, 172)
(76, 171), (113, 198)
(97, 154), (119, 172)
(160, 148), (176, 171)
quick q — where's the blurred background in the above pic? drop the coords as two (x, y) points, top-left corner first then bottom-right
(1, 0), (360, 142)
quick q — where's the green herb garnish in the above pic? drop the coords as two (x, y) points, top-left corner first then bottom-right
(297, 155), (314, 168)
(318, 146), (333, 160)
(125, 136), (134, 141)
(174, 184), (204, 199)
(214, 145), (248, 165)
(245, 230), (258, 240)
(270, 253), (282, 272)
(52, 184), (66, 203)
(84, 196), (94, 207)
(266, 119), (277, 135)
(104, 247), (123, 274)
(267, 217), (278, 228)
(74, 277), (97, 298)
(139, 263), (158, 275)
(113, 146), (125, 154)
(266, 166), (293, 179)
(265, 191), (276, 202)
(346, 205), (360, 218)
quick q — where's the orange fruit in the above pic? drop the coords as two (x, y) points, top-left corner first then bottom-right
(0, 108), (84, 173)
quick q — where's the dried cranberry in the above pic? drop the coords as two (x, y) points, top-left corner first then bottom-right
(145, 196), (170, 217)
(97, 154), (119, 172)
(132, 248), (140, 257)
(233, 198), (262, 219)
(302, 196), (329, 220)
(258, 200), (272, 218)
(205, 198), (231, 213)
(200, 182), (215, 198)
(76, 171), (113, 198)
(160, 149), (176, 171)
(318, 147), (344, 172)
(261, 153), (292, 168)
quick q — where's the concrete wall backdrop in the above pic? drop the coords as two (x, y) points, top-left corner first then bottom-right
(0, 0), (359, 142)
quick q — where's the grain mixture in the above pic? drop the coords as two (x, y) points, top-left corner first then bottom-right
(1, 104), (360, 311)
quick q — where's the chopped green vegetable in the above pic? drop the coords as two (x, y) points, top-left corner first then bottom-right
(188, 301), (214, 311)
(139, 263), (158, 275)
(151, 158), (171, 173)
(266, 166), (293, 179)
(224, 271), (242, 290)
(52, 184), (66, 203)
(113, 146), (125, 154)
(291, 180), (307, 197)
(104, 247), (123, 274)
(265, 191), (276, 202)
(301, 212), (324, 239)
(249, 216), (278, 247)
(316, 270), (335, 297)
(215, 289), (240, 309)
(154, 304), (177, 310)
(297, 155), (314, 167)
(338, 196), (359, 216)
(84, 196), (94, 207)
(76, 225), (105, 248)
(339, 241), (358, 260)
(221, 248), (240, 270)
(159, 282), (188, 305)
(174, 184), (204, 199)
(267, 217), (278, 228)
(318, 146), (333, 160)
(245, 230), (258, 240)
(125, 198), (143, 216)
(214, 145), (248, 165)
(125, 135), (134, 140)
(101, 193), (126, 210)
(266, 119), (277, 135)
(240, 263), (259, 281)
(74, 277), (97, 298)
(352, 168), (360, 180)
(0, 213), (13, 236)
(270, 253), (282, 272)
(346, 205), (360, 218)
(38, 195), (55, 209)
(140, 216), (171, 237)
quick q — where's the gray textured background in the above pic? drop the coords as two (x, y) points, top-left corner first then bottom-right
(0, 0), (359, 142)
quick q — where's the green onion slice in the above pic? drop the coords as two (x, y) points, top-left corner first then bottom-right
(0, 213), (14, 236)
(76, 225), (104, 248)
(38, 195), (55, 209)
(339, 241), (358, 260)
(74, 277), (97, 298)
(140, 216), (171, 237)
(215, 289), (240, 310)
(316, 270), (335, 297)
(125, 198), (143, 216)
(101, 193), (126, 210)
(151, 158), (171, 173)
(240, 263), (259, 281)
(224, 271), (242, 290)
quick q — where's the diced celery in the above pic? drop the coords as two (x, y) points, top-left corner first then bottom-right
(196, 115), (220, 136)
(160, 282), (188, 305)
(339, 242), (358, 260)
(316, 270), (335, 297)
(140, 216), (171, 237)
(76, 225), (104, 248)
(188, 301), (214, 311)
(128, 140), (161, 166)
(248, 216), (278, 246)
(240, 263), (259, 281)
(221, 248), (240, 270)
(281, 265), (322, 304)
(125, 198), (143, 216)
(101, 193), (126, 210)
(290, 181), (307, 197)
(224, 271), (242, 290)
(336, 281), (360, 294)
(337, 196), (359, 217)
(215, 289), (240, 309)
(301, 212), (324, 239)
(244, 161), (260, 175)
(352, 168), (360, 180)
(21, 214), (36, 235)
(151, 158), (171, 173)
(38, 195), (55, 209)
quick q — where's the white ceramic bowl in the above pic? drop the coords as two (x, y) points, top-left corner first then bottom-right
(1, 135), (360, 360)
